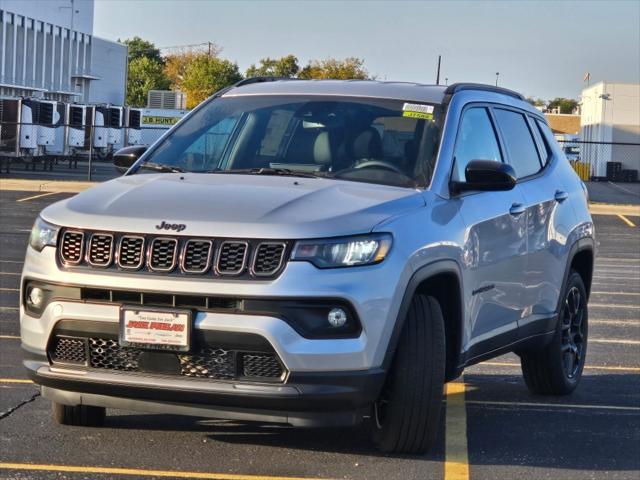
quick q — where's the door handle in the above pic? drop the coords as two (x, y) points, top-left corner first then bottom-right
(555, 190), (569, 202)
(509, 203), (526, 216)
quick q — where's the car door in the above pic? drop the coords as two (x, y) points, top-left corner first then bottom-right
(493, 111), (575, 338)
(452, 106), (528, 360)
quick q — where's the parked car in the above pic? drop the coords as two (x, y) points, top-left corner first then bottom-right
(21, 78), (594, 454)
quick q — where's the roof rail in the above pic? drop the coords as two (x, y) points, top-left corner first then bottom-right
(444, 83), (525, 100)
(234, 76), (296, 87)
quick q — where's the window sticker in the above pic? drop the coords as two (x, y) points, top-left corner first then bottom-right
(402, 103), (434, 120)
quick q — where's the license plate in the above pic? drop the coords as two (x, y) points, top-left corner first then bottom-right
(119, 306), (191, 352)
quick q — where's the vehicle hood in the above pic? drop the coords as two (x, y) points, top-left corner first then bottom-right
(42, 173), (426, 238)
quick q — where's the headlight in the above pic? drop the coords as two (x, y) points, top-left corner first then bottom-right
(29, 217), (59, 252)
(291, 233), (392, 268)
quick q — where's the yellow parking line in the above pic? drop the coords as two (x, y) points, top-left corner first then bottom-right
(0, 335), (19, 339)
(466, 400), (640, 412)
(0, 379), (32, 384)
(591, 338), (640, 345)
(444, 381), (469, 480)
(589, 303), (640, 309)
(0, 306), (19, 311)
(591, 291), (640, 296)
(617, 214), (637, 227)
(481, 362), (640, 372)
(0, 463), (327, 480)
(16, 191), (61, 203)
(0, 287), (19, 292)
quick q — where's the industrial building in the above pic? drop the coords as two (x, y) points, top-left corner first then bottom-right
(0, 0), (127, 104)
(580, 81), (640, 178)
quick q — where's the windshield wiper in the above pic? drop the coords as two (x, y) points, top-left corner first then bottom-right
(204, 167), (319, 178)
(139, 162), (186, 173)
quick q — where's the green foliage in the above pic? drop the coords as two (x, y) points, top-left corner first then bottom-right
(181, 54), (243, 108)
(298, 57), (371, 80)
(126, 57), (170, 107)
(122, 36), (163, 64)
(526, 97), (546, 107)
(547, 97), (579, 114)
(245, 55), (300, 78)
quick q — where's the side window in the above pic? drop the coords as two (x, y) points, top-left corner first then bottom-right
(493, 109), (542, 178)
(535, 119), (556, 165)
(452, 107), (502, 181)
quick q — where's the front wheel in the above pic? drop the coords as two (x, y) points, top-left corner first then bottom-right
(370, 295), (446, 454)
(520, 271), (588, 395)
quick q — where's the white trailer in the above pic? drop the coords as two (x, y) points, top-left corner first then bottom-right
(0, 98), (41, 171)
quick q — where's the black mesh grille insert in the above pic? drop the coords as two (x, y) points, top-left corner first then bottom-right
(118, 236), (144, 269)
(217, 242), (248, 274)
(50, 337), (86, 364)
(182, 240), (212, 273)
(60, 231), (84, 264)
(149, 238), (177, 271)
(179, 348), (235, 379)
(241, 353), (284, 379)
(88, 234), (113, 266)
(89, 338), (140, 371)
(253, 243), (286, 275)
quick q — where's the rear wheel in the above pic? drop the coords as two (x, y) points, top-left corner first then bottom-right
(371, 295), (445, 454)
(52, 402), (106, 427)
(520, 271), (588, 395)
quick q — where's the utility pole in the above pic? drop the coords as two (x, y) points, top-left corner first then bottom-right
(436, 55), (441, 85)
(208, 42), (213, 57)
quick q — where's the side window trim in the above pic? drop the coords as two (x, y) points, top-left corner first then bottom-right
(489, 105), (544, 182)
(449, 103), (505, 185)
(527, 114), (550, 166)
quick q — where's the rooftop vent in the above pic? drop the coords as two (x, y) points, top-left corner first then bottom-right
(147, 90), (187, 110)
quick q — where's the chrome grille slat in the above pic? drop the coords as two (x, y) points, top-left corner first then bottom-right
(60, 231), (84, 265)
(117, 236), (145, 269)
(148, 237), (178, 272)
(87, 233), (114, 267)
(217, 241), (249, 275)
(182, 239), (213, 273)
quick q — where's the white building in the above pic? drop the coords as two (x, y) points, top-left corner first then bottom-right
(0, 0), (127, 104)
(580, 82), (640, 177)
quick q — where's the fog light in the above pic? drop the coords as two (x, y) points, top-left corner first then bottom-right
(327, 308), (347, 328)
(28, 287), (44, 308)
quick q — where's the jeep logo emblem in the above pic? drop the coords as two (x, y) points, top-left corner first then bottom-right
(155, 221), (186, 232)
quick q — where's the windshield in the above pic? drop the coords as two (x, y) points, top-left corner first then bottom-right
(136, 95), (443, 188)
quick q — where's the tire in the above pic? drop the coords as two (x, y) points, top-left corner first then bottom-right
(520, 270), (588, 395)
(52, 402), (106, 427)
(371, 295), (446, 454)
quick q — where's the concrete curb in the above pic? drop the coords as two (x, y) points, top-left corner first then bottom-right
(0, 179), (96, 193)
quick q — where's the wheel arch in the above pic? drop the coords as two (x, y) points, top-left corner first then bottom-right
(383, 260), (464, 382)
(559, 237), (595, 314)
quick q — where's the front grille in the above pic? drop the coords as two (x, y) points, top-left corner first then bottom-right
(182, 240), (213, 273)
(58, 229), (288, 279)
(149, 238), (177, 271)
(253, 243), (286, 275)
(50, 336), (86, 365)
(241, 353), (284, 378)
(49, 334), (284, 382)
(118, 236), (145, 269)
(60, 231), (84, 265)
(180, 348), (235, 379)
(88, 234), (114, 267)
(217, 242), (248, 275)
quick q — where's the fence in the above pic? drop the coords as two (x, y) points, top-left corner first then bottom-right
(557, 140), (640, 182)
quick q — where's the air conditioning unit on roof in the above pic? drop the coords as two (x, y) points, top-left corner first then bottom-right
(147, 90), (187, 109)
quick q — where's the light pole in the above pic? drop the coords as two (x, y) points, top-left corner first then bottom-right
(495, 72), (500, 86)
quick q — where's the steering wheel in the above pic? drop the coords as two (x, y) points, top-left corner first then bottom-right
(354, 160), (405, 175)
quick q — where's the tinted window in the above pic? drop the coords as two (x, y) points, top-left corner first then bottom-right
(493, 109), (542, 178)
(535, 119), (556, 165)
(452, 107), (502, 181)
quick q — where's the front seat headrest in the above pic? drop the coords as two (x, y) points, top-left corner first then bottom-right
(313, 131), (333, 165)
(348, 128), (383, 159)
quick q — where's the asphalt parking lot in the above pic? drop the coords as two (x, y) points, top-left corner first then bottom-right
(0, 188), (638, 480)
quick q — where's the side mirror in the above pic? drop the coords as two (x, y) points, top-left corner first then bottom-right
(113, 146), (147, 173)
(451, 160), (517, 193)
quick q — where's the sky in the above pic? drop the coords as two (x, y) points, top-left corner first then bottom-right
(94, 0), (640, 100)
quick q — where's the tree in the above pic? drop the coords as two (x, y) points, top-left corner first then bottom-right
(245, 55), (300, 78)
(164, 51), (204, 90)
(298, 57), (371, 80)
(526, 97), (546, 108)
(122, 36), (163, 64)
(547, 97), (579, 114)
(126, 57), (171, 107)
(181, 54), (243, 108)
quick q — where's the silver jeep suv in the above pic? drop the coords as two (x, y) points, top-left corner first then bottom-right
(21, 79), (594, 454)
